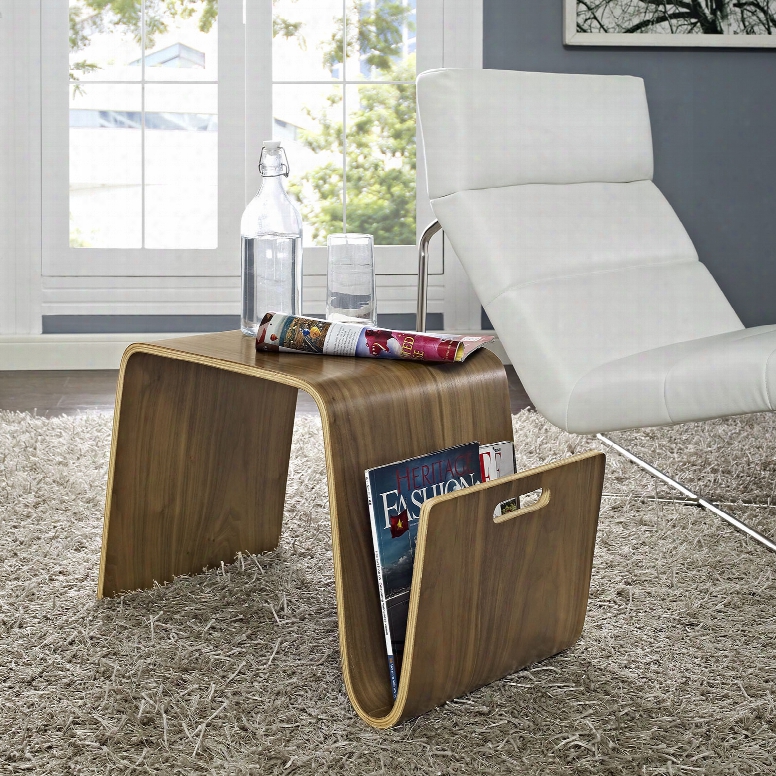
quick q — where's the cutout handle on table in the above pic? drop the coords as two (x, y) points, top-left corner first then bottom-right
(493, 487), (550, 523)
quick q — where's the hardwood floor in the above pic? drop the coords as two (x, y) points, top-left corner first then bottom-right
(0, 370), (119, 417)
(0, 365), (533, 417)
(505, 365), (533, 415)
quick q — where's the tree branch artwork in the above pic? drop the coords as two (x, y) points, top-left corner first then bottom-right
(569, 0), (776, 43)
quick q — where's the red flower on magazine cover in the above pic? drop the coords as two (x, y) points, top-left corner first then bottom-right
(389, 509), (410, 538)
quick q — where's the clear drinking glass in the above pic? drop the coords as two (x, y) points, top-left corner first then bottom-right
(326, 233), (377, 324)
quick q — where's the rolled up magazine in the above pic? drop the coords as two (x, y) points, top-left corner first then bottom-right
(256, 311), (494, 363)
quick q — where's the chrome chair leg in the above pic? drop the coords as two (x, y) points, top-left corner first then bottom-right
(416, 219), (442, 333)
(597, 433), (776, 553)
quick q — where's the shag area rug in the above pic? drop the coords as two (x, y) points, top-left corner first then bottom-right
(1, 409), (775, 775)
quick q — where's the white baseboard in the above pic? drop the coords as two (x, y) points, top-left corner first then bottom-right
(0, 332), (510, 371)
(0, 333), (195, 370)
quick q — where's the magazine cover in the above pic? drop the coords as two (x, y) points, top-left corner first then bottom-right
(365, 442), (482, 698)
(256, 311), (494, 363)
(480, 441), (518, 515)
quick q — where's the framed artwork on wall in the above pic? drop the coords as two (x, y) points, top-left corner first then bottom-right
(564, 0), (776, 47)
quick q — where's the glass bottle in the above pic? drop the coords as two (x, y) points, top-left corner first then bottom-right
(240, 140), (303, 336)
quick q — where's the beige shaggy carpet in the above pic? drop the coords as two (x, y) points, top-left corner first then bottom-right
(0, 409), (775, 775)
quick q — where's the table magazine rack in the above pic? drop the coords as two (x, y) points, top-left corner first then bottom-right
(98, 331), (605, 728)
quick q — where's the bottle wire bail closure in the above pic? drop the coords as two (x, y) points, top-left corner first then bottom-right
(259, 146), (290, 177)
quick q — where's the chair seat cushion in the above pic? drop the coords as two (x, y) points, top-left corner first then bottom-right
(566, 326), (776, 433)
(430, 180), (765, 434)
(420, 69), (775, 435)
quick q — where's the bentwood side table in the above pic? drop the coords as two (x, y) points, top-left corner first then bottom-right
(99, 330), (605, 728)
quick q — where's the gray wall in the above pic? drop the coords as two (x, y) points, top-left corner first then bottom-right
(483, 1), (776, 327)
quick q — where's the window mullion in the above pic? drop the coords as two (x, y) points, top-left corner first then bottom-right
(140, 0), (146, 248)
(342, 0), (347, 234)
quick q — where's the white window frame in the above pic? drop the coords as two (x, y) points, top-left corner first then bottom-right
(41, 0), (248, 277)
(0, 0), (43, 335)
(420, 0), (484, 332)
(29, 0), (482, 328)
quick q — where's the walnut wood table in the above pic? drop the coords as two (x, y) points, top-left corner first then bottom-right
(99, 330), (605, 728)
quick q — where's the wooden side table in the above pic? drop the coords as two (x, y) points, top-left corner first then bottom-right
(99, 330), (604, 728)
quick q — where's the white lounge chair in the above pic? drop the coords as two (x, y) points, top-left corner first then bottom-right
(415, 68), (776, 551)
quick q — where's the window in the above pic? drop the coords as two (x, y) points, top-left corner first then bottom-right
(39, 1), (481, 330)
(273, 0), (417, 248)
(43, 0), (244, 275)
(267, 0), (430, 320)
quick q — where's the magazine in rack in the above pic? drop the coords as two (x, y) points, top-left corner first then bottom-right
(365, 440), (516, 698)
